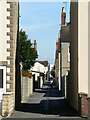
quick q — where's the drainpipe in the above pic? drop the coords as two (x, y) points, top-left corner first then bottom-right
(58, 52), (61, 90)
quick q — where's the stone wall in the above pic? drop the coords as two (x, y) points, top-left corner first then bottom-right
(2, 92), (14, 117)
(78, 95), (90, 116)
(21, 77), (33, 102)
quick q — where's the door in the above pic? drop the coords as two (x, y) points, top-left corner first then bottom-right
(0, 66), (6, 115)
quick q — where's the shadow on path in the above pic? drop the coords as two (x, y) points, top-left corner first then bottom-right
(15, 84), (79, 117)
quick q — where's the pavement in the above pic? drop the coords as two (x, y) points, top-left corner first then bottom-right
(2, 82), (89, 120)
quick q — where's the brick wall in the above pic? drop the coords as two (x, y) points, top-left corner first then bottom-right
(78, 93), (88, 117)
(88, 98), (90, 116)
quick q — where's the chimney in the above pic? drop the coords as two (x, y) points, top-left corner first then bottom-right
(34, 40), (37, 51)
(56, 40), (58, 50)
(61, 7), (66, 25)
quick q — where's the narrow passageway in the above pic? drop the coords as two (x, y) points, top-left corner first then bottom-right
(9, 81), (80, 119)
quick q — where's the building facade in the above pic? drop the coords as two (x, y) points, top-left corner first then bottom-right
(68, 1), (90, 116)
(55, 7), (70, 92)
(0, 0), (19, 117)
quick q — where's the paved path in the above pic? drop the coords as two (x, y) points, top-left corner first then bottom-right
(2, 82), (89, 119)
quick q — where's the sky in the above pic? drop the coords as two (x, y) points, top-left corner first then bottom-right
(20, 2), (70, 64)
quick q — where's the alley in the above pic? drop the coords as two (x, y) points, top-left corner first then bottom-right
(5, 82), (80, 119)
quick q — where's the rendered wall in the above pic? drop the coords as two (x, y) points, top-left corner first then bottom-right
(61, 43), (70, 77)
(0, 1), (19, 116)
(69, 2), (78, 111)
(0, 0), (10, 62)
(88, 2), (90, 97)
(21, 77), (33, 102)
(78, 2), (88, 94)
(55, 58), (59, 86)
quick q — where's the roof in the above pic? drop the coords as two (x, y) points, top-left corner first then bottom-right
(61, 23), (71, 42)
(38, 61), (48, 67)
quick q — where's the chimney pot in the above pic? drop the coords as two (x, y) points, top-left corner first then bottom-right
(62, 7), (65, 12)
(34, 40), (37, 51)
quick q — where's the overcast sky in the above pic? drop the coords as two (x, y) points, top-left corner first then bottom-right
(20, 2), (70, 64)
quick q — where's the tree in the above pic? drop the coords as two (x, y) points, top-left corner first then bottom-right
(19, 29), (38, 70)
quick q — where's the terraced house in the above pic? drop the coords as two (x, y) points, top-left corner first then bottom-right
(0, 0), (19, 117)
(55, 7), (70, 93)
(68, 1), (90, 116)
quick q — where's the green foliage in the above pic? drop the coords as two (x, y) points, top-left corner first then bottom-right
(19, 29), (38, 70)
(22, 70), (32, 77)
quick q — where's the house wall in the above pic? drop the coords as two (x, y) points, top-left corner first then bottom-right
(61, 43), (70, 77)
(44, 67), (48, 75)
(0, 0), (19, 117)
(0, 0), (10, 62)
(0, 0), (10, 73)
(70, 1), (90, 115)
(31, 62), (46, 82)
(78, 2), (88, 94)
(55, 59), (59, 85)
(78, 3), (89, 116)
(31, 62), (45, 73)
(88, 2), (90, 98)
(88, 2), (90, 115)
(61, 43), (70, 96)
(69, 2), (78, 111)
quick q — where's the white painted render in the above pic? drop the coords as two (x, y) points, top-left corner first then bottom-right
(31, 62), (45, 73)
(44, 67), (48, 74)
(30, 62), (47, 81)
(0, 0), (10, 63)
(78, 2), (88, 94)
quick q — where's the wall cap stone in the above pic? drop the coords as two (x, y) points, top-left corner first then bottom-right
(79, 93), (88, 97)
(3, 92), (13, 95)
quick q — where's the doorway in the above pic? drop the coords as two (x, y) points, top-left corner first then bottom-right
(0, 66), (6, 115)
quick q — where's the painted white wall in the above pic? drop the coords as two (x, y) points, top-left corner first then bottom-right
(30, 62), (46, 81)
(50, 64), (54, 71)
(0, 0), (10, 63)
(31, 62), (45, 73)
(0, 0), (11, 83)
(78, 2), (88, 94)
(88, 2), (90, 97)
(44, 67), (48, 74)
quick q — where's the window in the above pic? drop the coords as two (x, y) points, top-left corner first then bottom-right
(68, 46), (70, 62)
(0, 69), (3, 88)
